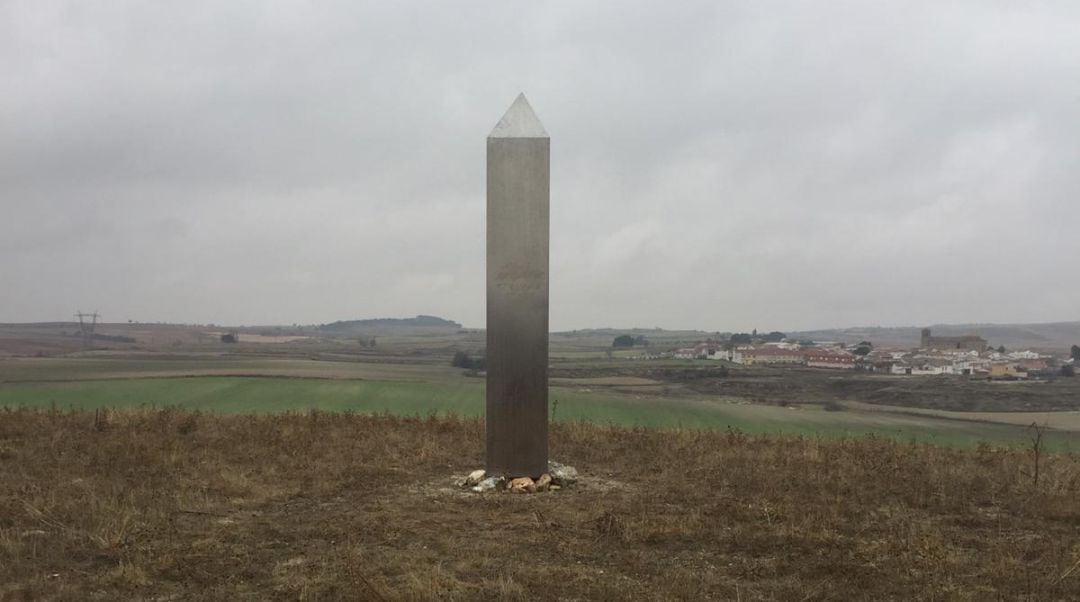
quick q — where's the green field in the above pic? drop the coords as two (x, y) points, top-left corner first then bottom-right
(2, 375), (1077, 451)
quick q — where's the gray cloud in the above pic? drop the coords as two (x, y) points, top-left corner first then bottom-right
(3, 1), (1079, 330)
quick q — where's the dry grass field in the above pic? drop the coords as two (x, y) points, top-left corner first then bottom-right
(3, 409), (1080, 600)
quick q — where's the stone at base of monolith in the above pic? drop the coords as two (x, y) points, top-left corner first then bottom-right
(547, 461), (579, 487)
(470, 476), (505, 493)
(462, 461), (577, 494)
(509, 477), (536, 493)
(536, 473), (552, 491)
(463, 469), (486, 487)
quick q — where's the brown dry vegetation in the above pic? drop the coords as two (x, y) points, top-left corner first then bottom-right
(3, 409), (1080, 600)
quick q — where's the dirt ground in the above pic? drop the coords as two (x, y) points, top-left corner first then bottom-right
(3, 409), (1080, 600)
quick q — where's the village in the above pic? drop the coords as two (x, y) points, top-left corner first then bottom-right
(663, 328), (1076, 380)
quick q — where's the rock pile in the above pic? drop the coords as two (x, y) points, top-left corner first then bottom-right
(462, 461), (578, 494)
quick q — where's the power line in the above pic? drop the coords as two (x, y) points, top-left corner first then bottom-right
(74, 311), (99, 350)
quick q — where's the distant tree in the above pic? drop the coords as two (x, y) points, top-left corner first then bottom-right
(1062, 365), (1075, 377)
(997, 345), (1006, 354)
(634, 335), (649, 347)
(1071, 345), (1080, 361)
(612, 335), (636, 348)
(853, 342), (873, 356)
(220, 333), (238, 344)
(357, 336), (376, 348)
(729, 333), (753, 345)
(452, 351), (474, 369)
(762, 331), (786, 343)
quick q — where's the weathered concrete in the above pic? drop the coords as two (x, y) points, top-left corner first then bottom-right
(486, 94), (549, 478)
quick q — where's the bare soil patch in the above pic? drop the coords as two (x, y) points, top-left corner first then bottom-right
(549, 376), (662, 387)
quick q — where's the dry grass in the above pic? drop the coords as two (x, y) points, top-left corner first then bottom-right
(3, 408), (1080, 600)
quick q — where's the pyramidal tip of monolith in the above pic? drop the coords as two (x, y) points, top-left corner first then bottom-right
(489, 93), (548, 139)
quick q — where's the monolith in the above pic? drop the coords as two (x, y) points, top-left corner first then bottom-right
(486, 94), (549, 477)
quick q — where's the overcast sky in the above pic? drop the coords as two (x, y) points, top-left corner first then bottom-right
(3, 1), (1079, 331)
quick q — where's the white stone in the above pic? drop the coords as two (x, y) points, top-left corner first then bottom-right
(547, 461), (579, 486)
(463, 469), (486, 487)
(470, 476), (504, 493)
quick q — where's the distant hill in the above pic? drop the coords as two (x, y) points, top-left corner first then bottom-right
(319, 315), (462, 334)
(788, 321), (1080, 351)
(552, 327), (719, 349)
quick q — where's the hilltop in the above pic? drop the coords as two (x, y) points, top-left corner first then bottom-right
(3, 409), (1079, 600)
(318, 315), (463, 334)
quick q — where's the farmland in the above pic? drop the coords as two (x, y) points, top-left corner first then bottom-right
(2, 320), (1080, 452)
(2, 356), (1079, 451)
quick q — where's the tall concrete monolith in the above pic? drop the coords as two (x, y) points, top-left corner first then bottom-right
(486, 94), (549, 478)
